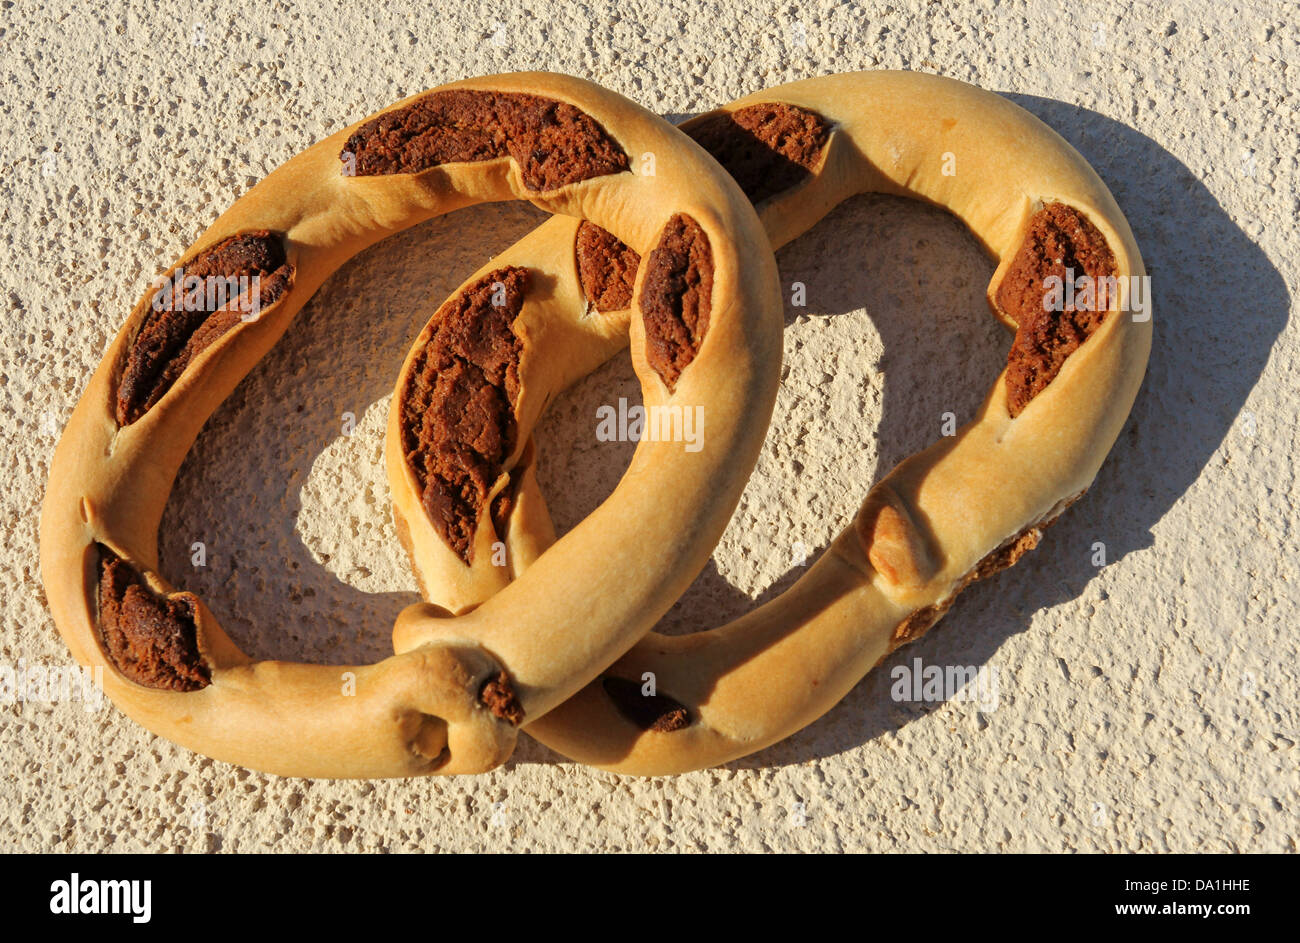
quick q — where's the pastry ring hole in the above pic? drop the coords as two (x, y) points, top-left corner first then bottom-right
(155, 204), (549, 666)
(653, 192), (1004, 634)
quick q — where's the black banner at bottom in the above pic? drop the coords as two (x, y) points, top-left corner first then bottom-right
(7, 852), (1286, 930)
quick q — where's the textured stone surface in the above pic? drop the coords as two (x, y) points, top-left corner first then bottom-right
(4, 1), (1297, 852)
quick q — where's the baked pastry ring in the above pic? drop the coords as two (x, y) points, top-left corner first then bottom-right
(38, 72), (782, 777)
(395, 71), (1151, 774)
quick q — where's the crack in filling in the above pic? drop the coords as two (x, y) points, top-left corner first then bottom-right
(603, 676), (692, 733)
(684, 101), (831, 204)
(401, 267), (526, 564)
(996, 203), (1118, 417)
(115, 231), (293, 426)
(640, 214), (713, 391)
(889, 495), (1084, 651)
(96, 545), (210, 691)
(342, 89), (631, 191)
(479, 670), (525, 725)
(572, 104), (829, 340)
(575, 220), (641, 313)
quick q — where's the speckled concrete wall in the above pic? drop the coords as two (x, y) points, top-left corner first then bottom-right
(4, 0), (1295, 852)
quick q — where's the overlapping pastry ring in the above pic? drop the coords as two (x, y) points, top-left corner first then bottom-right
(38, 72), (782, 778)
(394, 71), (1151, 775)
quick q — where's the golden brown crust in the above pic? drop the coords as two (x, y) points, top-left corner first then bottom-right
(856, 486), (937, 588)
